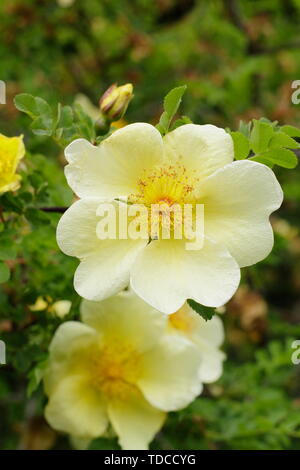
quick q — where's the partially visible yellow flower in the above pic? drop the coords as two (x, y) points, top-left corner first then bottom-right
(51, 300), (72, 318)
(43, 290), (202, 450)
(0, 134), (25, 194)
(169, 303), (225, 383)
(29, 296), (71, 318)
(99, 83), (133, 121)
(29, 296), (48, 312)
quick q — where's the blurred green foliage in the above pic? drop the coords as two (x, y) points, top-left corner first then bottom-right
(0, 0), (300, 450)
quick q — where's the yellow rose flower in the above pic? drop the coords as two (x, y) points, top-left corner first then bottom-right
(57, 123), (283, 313)
(44, 290), (203, 450)
(0, 134), (25, 194)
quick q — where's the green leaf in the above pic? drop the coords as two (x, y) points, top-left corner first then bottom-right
(25, 208), (50, 226)
(0, 262), (10, 283)
(171, 115), (193, 130)
(56, 104), (74, 129)
(250, 155), (274, 168)
(269, 132), (299, 149)
(259, 117), (278, 127)
(74, 103), (96, 142)
(29, 172), (45, 190)
(0, 192), (24, 213)
(15, 94), (51, 119)
(54, 104), (77, 143)
(156, 85), (187, 135)
(187, 299), (215, 321)
(251, 148), (298, 169)
(230, 131), (250, 159)
(19, 191), (33, 204)
(14, 93), (37, 118)
(27, 359), (48, 397)
(164, 85), (187, 119)
(15, 94), (100, 145)
(34, 97), (52, 118)
(14, 94), (54, 136)
(250, 119), (274, 154)
(281, 125), (300, 138)
(239, 120), (252, 138)
(156, 111), (170, 134)
(30, 116), (53, 136)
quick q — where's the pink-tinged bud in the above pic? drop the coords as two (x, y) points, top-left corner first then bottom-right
(99, 83), (133, 121)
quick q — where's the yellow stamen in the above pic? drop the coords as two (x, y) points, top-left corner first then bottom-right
(128, 164), (199, 239)
(89, 342), (141, 400)
(130, 164), (197, 207)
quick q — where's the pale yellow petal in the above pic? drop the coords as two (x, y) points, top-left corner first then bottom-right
(137, 334), (202, 411)
(44, 321), (99, 395)
(163, 124), (233, 180)
(45, 374), (108, 438)
(130, 238), (240, 314)
(56, 198), (102, 258)
(74, 237), (146, 301)
(81, 289), (167, 353)
(169, 305), (225, 383)
(186, 314), (225, 383)
(64, 139), (107, 198)
(65, 124), (163, 198)
(183, 304), (225, 347)
(57, 199), (147, 301)
(108, 391), (166, 450)
(200, 160), (283, 267)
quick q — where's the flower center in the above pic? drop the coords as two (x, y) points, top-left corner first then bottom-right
(127, 164), (199, 239)
(129, 164), (198, 207)
(89, 342), (141, 400)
